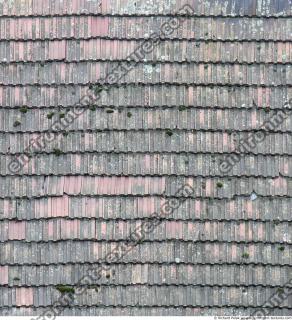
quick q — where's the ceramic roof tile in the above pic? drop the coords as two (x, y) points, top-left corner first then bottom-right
(0, 175), (291, 198)
(4, 40), (292, 64)
(1, 306), (292, 316)
(1, 153), (292, 177)
(1, 85), (291, 108)
(1, 219), (292, 243)
(1, 16), (292, 41)
(1, 285), (292, 308)
(0, 196), (292, 221)
(2, 263), (292, 287)
(2, 107), (292, 132)
(1, 62), (292, 86)
(1, 0), (292, 316)
(2, 131), (292, 155)
(1, 0), (292, 17)
(1, 241), (292, 265)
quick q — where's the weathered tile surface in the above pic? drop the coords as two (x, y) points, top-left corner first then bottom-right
(1, 0), (292, 316)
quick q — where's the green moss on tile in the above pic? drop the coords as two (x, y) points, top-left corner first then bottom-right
(13, 120), (21, 127)
(94, 86), (104, 94)
(242, 252), (249, 259)
(47, 112), (55, 119)
(278, 246), (285, 251)
(178, 105), (187, 111)
(53, 148), (62, 156)
(216, 182), (223, 188)
(89, 105), (96, 111)
(56, 285), (75, 294)
(59, 113), (65, 119)
(106, 109), (114, 114)
(166, 129), (173, 136)
(127, 112), (132, 118)
(19, 106), (28, 113)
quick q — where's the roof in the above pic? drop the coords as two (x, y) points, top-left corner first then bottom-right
(0, 0), (292, 316)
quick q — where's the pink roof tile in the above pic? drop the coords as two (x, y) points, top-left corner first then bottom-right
(1, 0), (292, 316)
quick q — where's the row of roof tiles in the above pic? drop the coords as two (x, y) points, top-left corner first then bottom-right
(1, 285), (292, 307)
(1, 16), (292, 41)
(0, 85), (288, 107)
(1, 263), (291, 286)
(1, 154), (292, 177)
(1, 241), (292, 265)
(0, 176), (290, 198)
(2, 131), (292, 155)
(3, 107), (292, 131)
(1, 306), (291, 316)
(1, 0), (292, 17)
(1, 62), (292, 85)
(0, 196), (291, 221)
(0, 219), (291, 243)
(1, 40), (292, 64)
